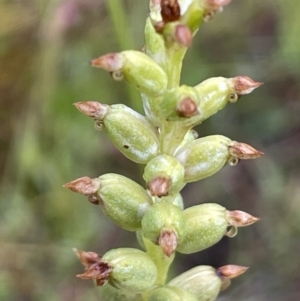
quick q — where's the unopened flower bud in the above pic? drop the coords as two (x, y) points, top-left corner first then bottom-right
(161, 0), (181, 23)
(194, 76), (263, 123)
(168, 263), (247, 301)
(64, 174), (152, 231)
(74, 102), (160, 164)
(91, 50), (168, 97)
(175, 135), (263, 182)
(177, 203), (259, 254)
(75, 248), (157, 292)
(168, 265), (222, 301)
(160, 85), (200, 121)
(148, 286), (198, 301)
(142, 202), (187, 256)
(217, 264), (248, 279)
(143, 155), (185, 196)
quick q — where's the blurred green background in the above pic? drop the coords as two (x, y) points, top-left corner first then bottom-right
(0, 0), (300, 300)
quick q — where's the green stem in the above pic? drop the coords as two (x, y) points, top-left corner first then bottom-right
(143, 236), (175, 286)
(160, 121), (190, 156)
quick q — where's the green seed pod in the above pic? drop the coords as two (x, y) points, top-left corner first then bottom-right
(97, 174), (152, 231)
(195, 76), (263, 123)
(148, 286), (198, 301)
(168, 266), (222, 301)
(160, 85), (201, 121)
(175, 135), (231, 182)
(75, 102), (160, 164)
(64, 174), (152, 231)
(91, 50), (168, 97)
(99, 284), (143, 301)
(168, 264), (248, 301)
(142, 202), (187, 256)
(177, 203), (229, 254)
(102, 248), (157, 292)
(143, 155), (186, 197)
(103, 104), (160, 164)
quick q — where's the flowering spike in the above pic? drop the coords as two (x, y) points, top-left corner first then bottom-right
(229, 141), (264, 159)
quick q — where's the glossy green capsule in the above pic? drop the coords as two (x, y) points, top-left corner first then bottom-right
(142, 202), (187, 256)
(148, 286), (198, 301)
(102, 248), (158, 292)
(91, 50), (168, 97)
(168, 265), (222, 301)
(168, 264), (248, 301)
(99, 284), (143, 301)
(143, 155), (185, 196)
(64, 174), (153, 231)
(177, 203), (229, 254)
(97, 174), (152, 231)
(195, 76), (263, 123)
(175, 135), (232, 182)
(159, 85), (201, 121)
(75, 101), (160, 164)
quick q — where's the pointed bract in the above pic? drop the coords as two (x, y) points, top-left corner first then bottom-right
(217, 265), (248, 279)
(74, 101), (109, 119)
(229, 141), (264, 159)
(227, 210), (260, 227)
(63, 177), (101, 195)
(159, 229), (178, 257)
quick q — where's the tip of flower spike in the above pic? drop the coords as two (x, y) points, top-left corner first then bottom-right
(63, 177), (101, 195)
(90, 53), (123, 72)
(158, 229), (178, 257)
(177, 97), (199, 117)
(147, 176), (171, 197)
(227, 210), (260, 227)
(232, 76), (264, 95)
(74, 101), (109, 119)
(229, 142), (264, 159)
(175, 24), (192, 47)
(74, 248), (112, 286)
(217, 265), (248, 279)
(204, 0), (233, 11)
(161, 0), (181, 23)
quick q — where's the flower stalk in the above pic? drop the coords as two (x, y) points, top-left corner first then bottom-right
(64, 0), (263, 300)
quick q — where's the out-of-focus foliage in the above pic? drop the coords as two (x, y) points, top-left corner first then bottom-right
(0, 0), (299, 300)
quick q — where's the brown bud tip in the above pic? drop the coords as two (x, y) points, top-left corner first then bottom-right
(158, 229), (178, 257)
(73, 249), (112, 286)
(74, 248), (102, 267)
(204, 0), (233, 11)
(90, 53), (123, 71)
(161, 0), (181, 23)
(74, 101), (109, 119)
(217, 265), (248, 279)
(175, 24), (192, 47)
(176, 97), (199, 117)
(147, 176), (171, 197)
(63, 177), (101, 195)
(229, 141), (264, 159)
(232, 76), (264, 95)
(153, 21), (165, 34)
(227, 210), (260, 227)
